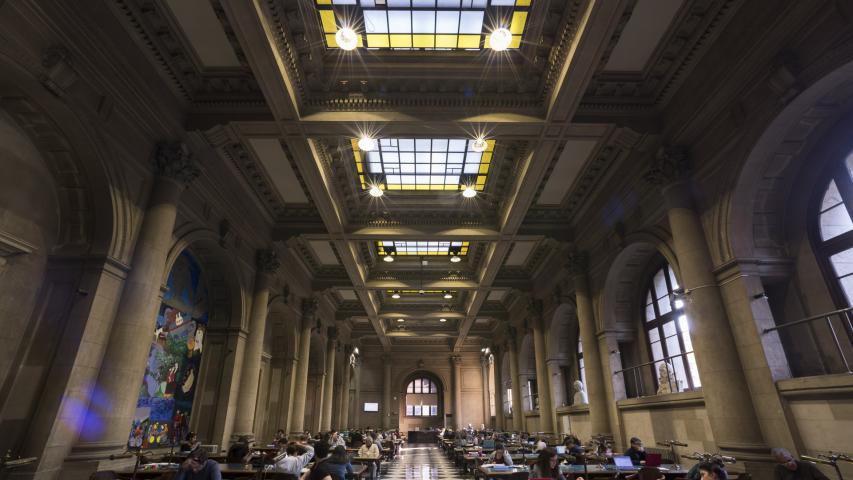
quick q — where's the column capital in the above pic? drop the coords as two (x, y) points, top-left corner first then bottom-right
(450, 355), (463, 366)
(256, 249), (281, 275)
(643, 145), (690, 187)
(565, 250), (589, 276)
(327, 326), (338, 341)
(153, 142), (200, 186)
(301, 296), (319, 320)
(525, 297), (543, 319)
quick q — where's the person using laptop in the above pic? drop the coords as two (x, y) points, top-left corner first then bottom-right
(562, 435), (585, 465)
(624, 437), (646, 465)
(488, 442), (514, 466)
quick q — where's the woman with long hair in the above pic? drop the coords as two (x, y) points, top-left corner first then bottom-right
(531, 447), (566, 480)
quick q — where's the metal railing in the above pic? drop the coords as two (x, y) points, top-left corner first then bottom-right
(614, 351), (696, 398)
(763, 307), (853, 375)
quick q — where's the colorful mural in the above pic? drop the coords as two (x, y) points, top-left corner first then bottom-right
(128, 250), (208, 448)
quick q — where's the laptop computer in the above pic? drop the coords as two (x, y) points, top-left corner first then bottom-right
(484, 439), (496, 450)
(645, 453), (662, 467)
(613, 456), (636, 470)
(555, 446), (566, 455)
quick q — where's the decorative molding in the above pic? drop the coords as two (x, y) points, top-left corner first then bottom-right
(153, 142), (200, 186)
(643, 145), (690, 187)
(256, 248), (281, 274)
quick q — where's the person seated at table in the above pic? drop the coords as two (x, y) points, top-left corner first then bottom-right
(698, 461), (728, 480)
(273, 429), (287, 446)
(350, 429), (364, 448)
(772, 448), (830, 480)
(685, 457), (726, 480)
(358, 437), (381, 479)
(310, 445), (353, 480)
(534, 436), (547, 452)
(273, 439), (315, 476)
(226, 435), (253, 464)
(532, 447), (567, 480)
(329, 429), (346, 448)
(313, 439), (331, 460)
(624, 437), (646, 465)
(180, 431), (200, 452)
(562, 435), (585, 465)
(488, 442), (514, 466)
(177, 448), (222, 480)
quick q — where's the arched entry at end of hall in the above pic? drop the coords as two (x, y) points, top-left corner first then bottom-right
(397, 370), (445, 434)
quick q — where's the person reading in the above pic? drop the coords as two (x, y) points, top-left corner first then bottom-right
(488, 442), (514, 466)
(773, 448), (830, 480)
(176, 449), (222, 480)
(624, 437), (646, 465)
(357, 437), (381, 479)
(563, 435), (585, 465)
(274, 440), (315, 476)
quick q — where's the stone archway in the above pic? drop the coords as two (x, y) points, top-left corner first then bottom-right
(398, 370), (445, 433)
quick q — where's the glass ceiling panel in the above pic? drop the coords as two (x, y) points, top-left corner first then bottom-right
(316, 0), (531, 51)
(351, 138), (494, 191)
(377, 241), (470, 256)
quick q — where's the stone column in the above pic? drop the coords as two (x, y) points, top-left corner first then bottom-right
(353, 357), (362, 428)
(507, 335), (525, 432)
(451, 355), (463, 429)
(339, 345), (352, 429)
(382, 355), (392, 430)
(289, 297), (318, 435)
(493, 346), (506, 430)
(233, 250), (280, 437)
(546, 359), (566, 410)
(320, 328), (337, 431)
(481, 354), (491, 427)
(529, 299), (555, 433)
(567, 251), (611, 436)
(645, 147), (767, 462)
(73, 143), (199, 456)
(280, 354), (298, 434)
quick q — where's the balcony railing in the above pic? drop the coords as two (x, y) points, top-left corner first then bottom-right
(614, 351), (697, 398)
(763, 307), (853, 375)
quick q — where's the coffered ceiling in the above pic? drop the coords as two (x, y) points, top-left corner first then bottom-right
(113, 0), (745, 351)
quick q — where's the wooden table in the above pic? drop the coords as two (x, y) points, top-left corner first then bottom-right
(115, 462), (364, 479)
(559, 464), (690, 479)
(478, 465), (530, 478)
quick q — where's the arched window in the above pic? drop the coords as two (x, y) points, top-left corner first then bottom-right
(643, 263), (700, 392)
(405, 377), (438, 416)
(577, 338), (585, 386)
(813, 155), (853, 305)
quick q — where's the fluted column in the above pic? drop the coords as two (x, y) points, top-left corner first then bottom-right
(281, 354), (298, 434)
(493, 346), (506, 430)
(339, 345), (352, 429)
(73, 143), (199, 455)
(320, 328), (337, 431)
(481, 354), (491, 427)
(567, 251), (610, 435)
(382, 355), (392, 430)
(289, 297), (318, 434)
(645, 147), (766, 460)
(233, 249), (280, 437)
(451, 355), (463, 429)
(529, 299), (555, 433)
(507, 334), (525, 432)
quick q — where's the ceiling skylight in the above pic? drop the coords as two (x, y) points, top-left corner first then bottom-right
(352, 138), (493, 191)
(316, 0), (531, 51)
(378, 241), (470, 256)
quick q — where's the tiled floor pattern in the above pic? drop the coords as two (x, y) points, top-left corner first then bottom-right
(383, 444), (463, 480)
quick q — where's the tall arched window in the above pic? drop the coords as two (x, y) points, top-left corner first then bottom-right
(643, 263), (700, 392)
(405, 377), (438, 416)
(813, 155), (853, 305)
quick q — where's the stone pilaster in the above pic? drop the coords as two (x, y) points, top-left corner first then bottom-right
(451, 355), (463, 429)
(289, 297), (317, 434)
(645, 146), (768, 468)
(492, 345), (506, 430)
(567, 250), (611, 436)
(382, 354), (392, 430)
(319, 328), (337, 431)
(529, 298), (555, 433)
(506, 331), (525, 432)
(481, 354), (491, 428)
(233, 249), (280, 437)
(69, 142), (199, 463)
(339, 345), (353, 429)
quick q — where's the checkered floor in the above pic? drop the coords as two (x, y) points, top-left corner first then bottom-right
(382, 444), (462, 480)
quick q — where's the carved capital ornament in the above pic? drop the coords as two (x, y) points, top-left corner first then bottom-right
(643, 146), (690, 187)
(154, 142), (200, 186)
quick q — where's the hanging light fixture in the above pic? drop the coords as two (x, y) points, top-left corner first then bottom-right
(471, 137), (488, 153)
(358, 135), (377, 151)
(397, 318), (405, 323)
(450, 254), (462, 263)
(335, 27), (359, 51)
(489, 28), (512, 52)
(391, 291), (401, 299)
(462, 185), (477, 198)
(383, 253), (394, 262)
(443, 291), (453, 299)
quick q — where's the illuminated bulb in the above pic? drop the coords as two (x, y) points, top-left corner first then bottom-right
(450, 254), (462, 263)
(397, 318), (405, 323)
(369, 185), (384, 197)
(439, 318), (447, 323)
(462, 186), (477, 198)
(418, 289), (426, 295)
(392, 292), (401, 299)
(383, 254), (394, 263)
(443, 292), (453, 299)
(358, 136), (377, 152)
(471, 137), (488, 153)
(335, 27), (359, 51)
(489, 28), (513, 52)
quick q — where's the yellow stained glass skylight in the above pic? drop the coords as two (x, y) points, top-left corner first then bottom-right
(316, 0), (531, 51)
(351, 138), (493, 191)
(386, 290), (456, 295)
(378, 241), (470, 256)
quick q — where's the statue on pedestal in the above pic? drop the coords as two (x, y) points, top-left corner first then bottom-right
(656, 362), (681, 394)
(572, 380), (588, 405)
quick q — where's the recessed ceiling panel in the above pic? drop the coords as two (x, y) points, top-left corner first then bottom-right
(164, 0), (241, 68)
(603, 0), (683, 72)
(316, 0), (530, 51)
(248, 138), (309, 204)
(309, 240), (339, 265)
(504, 241), (536, 266)
(487, 289), (507, 301)
(338, 289), (358, 300)
(537, 139), (598, 205)
(378, 240), (469, 256)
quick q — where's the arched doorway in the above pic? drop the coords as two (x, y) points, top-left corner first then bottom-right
(398, 371), (444, 432)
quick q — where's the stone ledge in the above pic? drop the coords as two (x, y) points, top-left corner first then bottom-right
(615, 390), (705, 410)
(776, 373), (853, 397)
(556, 404), (589, 414)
